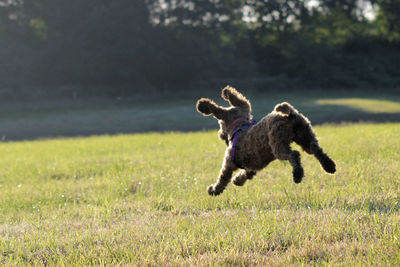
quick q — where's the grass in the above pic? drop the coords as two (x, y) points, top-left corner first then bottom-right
(1, 88), (400, 141)
(1, 123), (400, 265)
(316, 98), (400, 113)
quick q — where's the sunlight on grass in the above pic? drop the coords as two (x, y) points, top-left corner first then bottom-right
(316, 98), (400, 113)
(1, 124), (400, 265)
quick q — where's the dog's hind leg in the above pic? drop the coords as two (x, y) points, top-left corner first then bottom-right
(232, 170), (257, 186)
(207, 158), (237, 196)
(292, 121), (336, 174)
(302, 142), (336, 174)
(269, 141), (304, 183)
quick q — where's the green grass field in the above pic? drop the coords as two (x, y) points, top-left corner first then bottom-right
(1, 88), (400, 141)
(1, 123), (400, 265)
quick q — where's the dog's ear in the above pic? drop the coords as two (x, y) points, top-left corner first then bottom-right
(221, 86), (251, 112)
(196, 98), (225, 119)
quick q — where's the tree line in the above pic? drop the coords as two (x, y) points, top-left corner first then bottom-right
(0, 0), (399, 92)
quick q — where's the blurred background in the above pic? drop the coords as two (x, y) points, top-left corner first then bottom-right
(0, 0), (399, 140)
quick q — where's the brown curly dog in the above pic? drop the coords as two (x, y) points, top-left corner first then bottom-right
(196, 86), (336, 196)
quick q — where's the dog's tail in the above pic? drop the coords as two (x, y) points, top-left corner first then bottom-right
(274, 102), (298, 117)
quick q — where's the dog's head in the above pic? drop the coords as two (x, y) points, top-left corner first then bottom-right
(196, 86), (252, 145)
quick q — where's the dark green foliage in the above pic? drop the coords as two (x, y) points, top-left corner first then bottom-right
(0, 0), (399, 92)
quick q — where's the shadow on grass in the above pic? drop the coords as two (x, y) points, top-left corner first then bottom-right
(1, 94), (400, 141)
(310, 97), (400, 124)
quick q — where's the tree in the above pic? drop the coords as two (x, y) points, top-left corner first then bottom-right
(17, 0), (155, 85)
(148, 0), (245, 27)
(373, 0), (400, 41)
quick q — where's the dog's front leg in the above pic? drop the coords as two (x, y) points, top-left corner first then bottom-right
(207, 157), (237, 196)
(232, 170), (257, 186)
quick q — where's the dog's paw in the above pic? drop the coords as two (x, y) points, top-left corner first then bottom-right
(293, 167), (304, 183)
(322, 159), (336, 174)
(232, 178), (246, 186)
(207, 185), (223, 196)
(207, 185), (217, 196)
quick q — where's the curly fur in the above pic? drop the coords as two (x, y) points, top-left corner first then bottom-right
(196, 98), (226, 119)
(221, 86), (251, 112)
(197, 86), (336, 196)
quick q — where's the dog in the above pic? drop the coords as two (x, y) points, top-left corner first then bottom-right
(196, 86), (336, 196)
